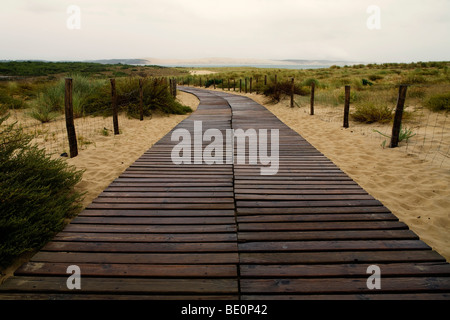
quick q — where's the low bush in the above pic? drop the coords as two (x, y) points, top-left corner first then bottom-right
(205, 79), (223, 88)
(263, 80), (309, 102)
(351, 102), (393, 123)
(424, 92), (450, 112)
(0, 113), (84, 269)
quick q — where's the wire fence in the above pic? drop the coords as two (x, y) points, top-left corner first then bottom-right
(5, 109), (117, 157)
(3, 77), (174, 158)
(185, 76), (450, 170)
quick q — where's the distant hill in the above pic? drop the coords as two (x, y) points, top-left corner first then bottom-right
(84, 59), (150, 65)
(280, 59), (358, 66)
(142, 57), (359, 67)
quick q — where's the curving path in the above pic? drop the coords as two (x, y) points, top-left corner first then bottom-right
(0, 87), (449, 300)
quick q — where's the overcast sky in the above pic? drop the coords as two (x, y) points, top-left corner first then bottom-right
(1, 0), (449, 63)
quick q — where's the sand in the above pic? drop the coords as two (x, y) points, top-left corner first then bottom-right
(189, 70), (217, 76)
(202, 87), (450, 262)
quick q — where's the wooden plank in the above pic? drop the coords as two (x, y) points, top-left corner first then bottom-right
(240, 277), (450, 294)
(236, 200), (384, 208)
(0, 277), (238, 294)
(62, 224), (236, 234)
(239, 251), (446, 264)
(237, 213), (398, 223)
(71, 216), (236, 225)
(42, 241), (238, 253)
(31, 252), (239, 264)
(238, 230), (418, 242)
(80, 209), (236, 217)
(54, 232), (237, 243)
(16, 262), (237, 278)
(240, 263), (450, 278)
(0, 293), (239, 300)
(241, 293), (450, 300)
(86, 203), (235, 210)
(238, 240), (431, 252)
(237, 206), (392, 215)
(238, 221), (408, 232)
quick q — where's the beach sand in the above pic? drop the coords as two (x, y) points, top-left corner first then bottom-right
(189, 70), (217, 76)
(203, 87), (450, 262)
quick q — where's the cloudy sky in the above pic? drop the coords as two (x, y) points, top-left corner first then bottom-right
(0, 0), (449, 63)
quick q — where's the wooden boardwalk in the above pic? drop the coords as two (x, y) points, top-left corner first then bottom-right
(1, 87), (449, 300)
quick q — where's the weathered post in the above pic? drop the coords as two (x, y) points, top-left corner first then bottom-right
(343, 85), (351, 128)
(290, 77), (295, 108)
(139, 78), (144, 121)
(250, 77), (253, 94)
(310, 82), (315, 115)
(64, 78), (78, 158)
(110, 78), (120, 135)
(390, 85), (408, 148)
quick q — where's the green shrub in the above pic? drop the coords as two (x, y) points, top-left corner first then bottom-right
(407, 86), (427, 99)
(27, 93), (60, 123)
(303, 78), (320, 87)
(351, 102), (393, 123)
(0, 88), (25, 109)
(424, 92), (450, 111)
(338, 90), (359, 103)
(368, 74), (384, 81)
(263, 80), (309, 102)
(115, 77), (192, 117)
(204, 79), (223, 88)
(404, 73), (428, 84)
(0, 113), (84, 269)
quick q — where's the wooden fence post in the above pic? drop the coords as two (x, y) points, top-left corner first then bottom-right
(233, 79), (236, 91)
(240, 79), (242, 93)
(64, 78), (78, 158)
(250, 77), (253, 94)
(139, 78), (144, 121)
(343, 85), (351, 128)
(264, 75), (267, 86)
(173, 78), (177, 97)
(228, 79), (230, 91)
(110, 78), (120, 135)
(245, 78), (247, 93)
(310, 82), (315, 115)
(390, 85), (408, 148)
(290, 78), (295, 108)
(274, 74), (278, 96)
